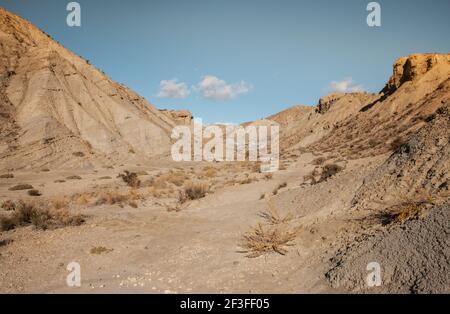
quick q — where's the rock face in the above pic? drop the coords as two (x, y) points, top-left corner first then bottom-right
(382, 54), (450, 95)
(159, 109), (193, 125)
(0, 8), (177, 170)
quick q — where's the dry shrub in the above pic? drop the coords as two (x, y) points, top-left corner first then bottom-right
(240, 198), (297, 258)
(117, 171), (141, 188)
(264, 173), (273, 180)
(372, 185), (449, 225)
(318, 164), (343, 183)
(74, 193), (91, 206)
(259, 199), (293, 225)
(1, 200), (17, 211)
(179, 182), (209, 203)
(66, 175), (82, 180)
(240, 223), (297, 258)
(28, 189), (42, 197)
(50, 197), (69, 210)
(90, 246), (113, 255)
(95, 189), (141, 207)
(204, 168), (217, 178)
(0, 174), (14, 179)
(9, 184), (33, 191)
(72, 152), (85, 157)
(0, 201), (84, 231)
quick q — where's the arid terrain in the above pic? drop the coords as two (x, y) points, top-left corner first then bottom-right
(0, 7), (449, 293)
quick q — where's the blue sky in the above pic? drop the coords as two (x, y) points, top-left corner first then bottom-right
(1, 0), (449, 123)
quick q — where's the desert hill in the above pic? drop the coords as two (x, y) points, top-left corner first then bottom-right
(0, 7), (182, 171)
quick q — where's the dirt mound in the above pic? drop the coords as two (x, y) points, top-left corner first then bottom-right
(326, 202), (450, 293)
(0, 8), (177, 171)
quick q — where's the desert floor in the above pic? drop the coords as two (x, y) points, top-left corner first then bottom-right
(0, 152), (385, 293)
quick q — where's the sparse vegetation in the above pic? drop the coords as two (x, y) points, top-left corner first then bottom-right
(72, 152), (85, 157)
(0, 201), (84, 231)
(28, 189), (42, 196)
(1, 200), (17, 211)
(179, 182), (209, 203)
(66, 175), (82, 180)
(318, 164), (343, 183)
(240, 223), (297, 258)
(95, 189), (142, 208)
(90, 246), (113, 255)
(118, 171), (140, 188)
(0, 173), (14, 179)
(259, 199), (293, 225)
(9, 184), (33, 191)
(240, 198), (297, 258)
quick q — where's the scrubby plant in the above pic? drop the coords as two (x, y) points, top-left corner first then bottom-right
(318, 164), (343, 183)
(0, 201), (84, 231)
(179, 182), (209, 203)
(9, 184), (33, 191)
(117, 171), (140, 188)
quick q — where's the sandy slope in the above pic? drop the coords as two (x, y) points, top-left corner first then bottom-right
(0, 7), (179, 171)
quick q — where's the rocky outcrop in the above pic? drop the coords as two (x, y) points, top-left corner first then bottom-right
(159, 109), (193, 125)
(382, 53), (450, 95)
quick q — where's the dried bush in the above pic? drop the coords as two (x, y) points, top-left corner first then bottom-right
(66, 175), (82, 180)
(179, 182), (209, 203)
(1, 200), (17, 211)
(239, 223), (297, 258)
(0, 201), (84, 231)
(9, 184), (33, 191)
(259, 199), (293, 225)
(28, 189), (42, 197)
(0, 174), (14, 179)
(118, 171), (140, 188)
(318, 164), (343, 183)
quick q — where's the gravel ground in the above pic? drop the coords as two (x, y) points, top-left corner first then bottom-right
(326, 202), (450, 294)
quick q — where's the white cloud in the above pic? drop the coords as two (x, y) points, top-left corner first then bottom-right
(195, 75), (251, 101)
(157, 79), (190, 99)
(328, 78), (364, 93)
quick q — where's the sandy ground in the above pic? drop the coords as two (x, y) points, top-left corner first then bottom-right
(0, 153), (383, 293)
